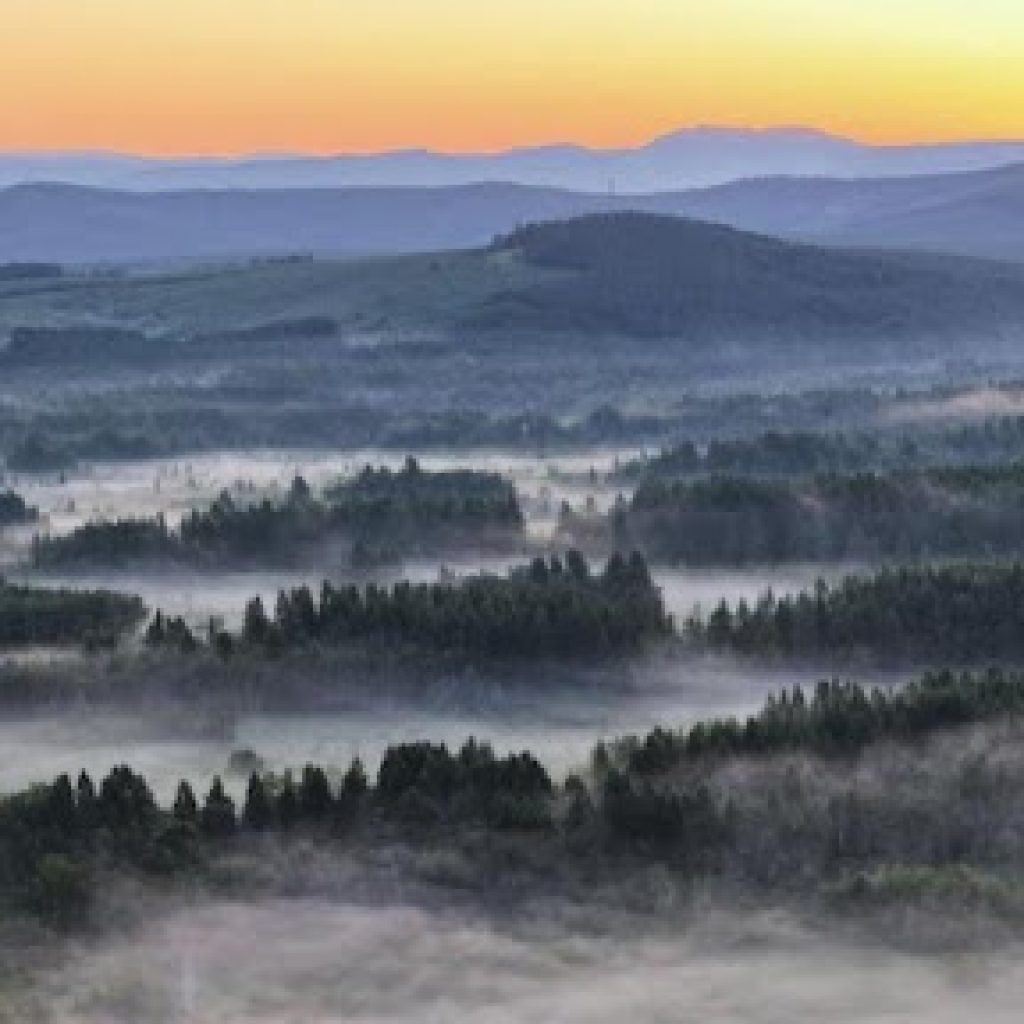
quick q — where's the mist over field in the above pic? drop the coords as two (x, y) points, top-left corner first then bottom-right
(15, 900), (1024, 1024)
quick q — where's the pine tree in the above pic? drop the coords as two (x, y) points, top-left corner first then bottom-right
(173, 780), (198, 825)
(277, 771), (298, 830)
(299, 764), (333, 821)
(200, 777), (236, 837)
(243, 773), (272, 830)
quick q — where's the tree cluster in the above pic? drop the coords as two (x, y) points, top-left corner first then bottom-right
(618, 430), (888, 481)
(0, 489), (37, 528)
(619, 415), (1024, 485)
(238, 551), (670, 659)
(623, 466), (1024, 564)
(0, 741), (552, 927)
(14, 666), (1024, 931)
(621, 667), (1024, 775)
(0, 262), (62, 281)
(32, 463), (524, 570)
(0, 580), (145, 650)
(686, 562), (1024, 663)
(325, 457), (523, 556)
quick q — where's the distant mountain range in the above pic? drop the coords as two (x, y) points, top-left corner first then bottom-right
(4, 127), (1024, 193)
(0, 182), (621, 264)
(670, 162), (1024, 264)
(2, 161), (1023, 266)
(3, 213), (1023, 372)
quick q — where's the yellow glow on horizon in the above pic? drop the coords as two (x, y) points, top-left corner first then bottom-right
(1, 0), (1022, 155)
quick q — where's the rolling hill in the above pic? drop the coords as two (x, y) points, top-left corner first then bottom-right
(0, 182), (623, 265)
(470, 213), (1024, 347)
(2, 213), (1023, 362)
(667, 163), (1024, 263)
(2, 162), (1023, 267)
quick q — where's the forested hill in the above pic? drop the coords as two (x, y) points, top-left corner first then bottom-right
(476, 213), (1024, 344)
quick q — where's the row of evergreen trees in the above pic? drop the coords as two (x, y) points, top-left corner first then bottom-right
(622, 465), (1024, 564)
(685, 563), (1024, 663)
(142, 552), (669, 661)
(231, 551), (669, 659)
(10, 665), (1024, 928)
(32, 462), (524, 570)
(0, 580), (145, 650)
(0, 489), (37, 528)
(618, 430), (888, 480)
(620, 415), (1024, 482)
(620, 667), (1024, 774)
(324, 459), (522, 560)
(0, 740), (555, 925)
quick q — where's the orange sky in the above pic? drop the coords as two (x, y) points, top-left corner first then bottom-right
(1, 0), (1022, 155)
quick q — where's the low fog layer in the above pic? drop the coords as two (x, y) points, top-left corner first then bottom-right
(4, 446), (638, 552)
(2, 446), (855, 632)
(0, 654), (826, 801)
(14, 900), (1024, 1023)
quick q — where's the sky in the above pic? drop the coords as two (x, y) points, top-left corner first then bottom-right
(1, 0), (1022, 155)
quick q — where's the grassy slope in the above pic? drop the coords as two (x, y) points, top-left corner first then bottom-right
(3, 214), (1023, 352)
(0, 249), (546, 340)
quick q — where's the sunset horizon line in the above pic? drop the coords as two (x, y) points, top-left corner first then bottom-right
(4, 123), (1024, 162)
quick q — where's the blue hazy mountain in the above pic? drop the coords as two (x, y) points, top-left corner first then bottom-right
(4, 127), (1024, 193)
(2, 160), (1022, 266)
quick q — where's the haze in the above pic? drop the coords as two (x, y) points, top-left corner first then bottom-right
(4, 1), (1024, 1019)
(2, 0), (1023, 154)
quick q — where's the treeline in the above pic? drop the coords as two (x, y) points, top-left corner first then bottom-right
(0, 262), (62, 281)
(13, 666), (1024, 929)
(189, 316), (337, 349)
(0, 741), (554, 925)
(616, 465), (1024, 564)
(384, 405), (669, 450)
(618, 431), (888, 481)
(481, 212), (1024, 343)
(620, 667), (1024, 774)
(619, 416), (1024, 483)
(239, 551), (668, 659)
(0, 581), (145, 649)
(686, 563), (1024, 663)
(0, 317), (339, 370)
(0, 406), (664, 476)
(0, 382), (886, 473)
(321, 457), (522, 562)
(0, 326), (152, 367)
(32, 462), (524, 570)
(0, 489), (36, 527)
(146, 552), (670, 661)
(4, 427), (159, 473)
(600, 667), (1024, 891)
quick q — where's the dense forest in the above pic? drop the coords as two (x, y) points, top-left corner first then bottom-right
(0, 262), (62, 282)
(0, 580), (145, 649)
(0, 317), (339, 369)
(32, 461), (524, 569)
(685, 562), (1024, 663)
(324, 459), (523, 563)
(617, 416), (1024, 485)
(0, 404), (667, 473)
(0, 741), (554, 926)
(616, 430), (890, 480)
(1, 326), (153, 367)
(146, 551), (671, 661)
(610, 465), (1024, 564)
(619, 666), (1024, 772)
(480, 213), (1024, 344)
(7, 667), (1024, 929)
